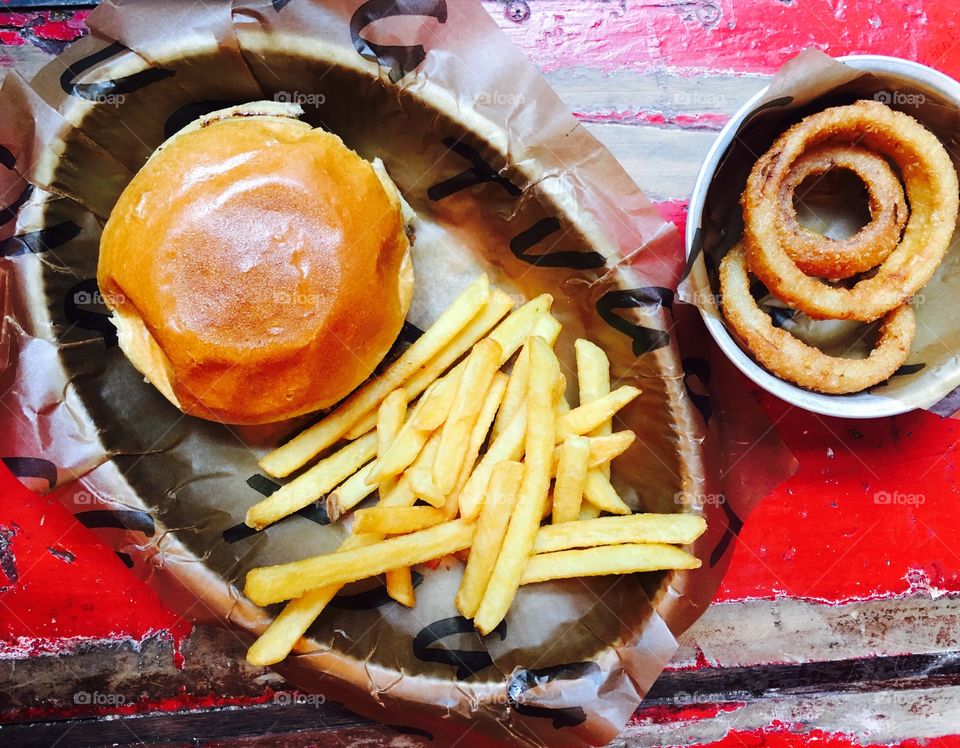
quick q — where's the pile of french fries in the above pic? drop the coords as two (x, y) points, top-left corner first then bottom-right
(243, 275), (706, 666)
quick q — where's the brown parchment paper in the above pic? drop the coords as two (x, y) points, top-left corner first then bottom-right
(0, 1), (796, 745)
(682, 49), (960, 417)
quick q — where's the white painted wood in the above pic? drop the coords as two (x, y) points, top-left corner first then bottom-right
(0, 45), (755, 201)
(543, 67), (768, 117)
(579, 120), (717, 201)
(676, 596), (960, 668)
(621, 685), (960, 746)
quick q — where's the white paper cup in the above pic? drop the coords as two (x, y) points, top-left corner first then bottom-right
(686, 54), (960, 418)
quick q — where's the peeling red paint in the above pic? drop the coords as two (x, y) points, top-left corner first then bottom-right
(487, 0), (960, 79)
(0, 13), (34, 27)
(31, 19), (85, 43)
(0, 29), (25, 47)
(687, 728), (960, 747)
(575, 109), (730, 131)
(663, 642), (715, 672)
(631, 700), (747, 725)
(0, 689), (282, 725)
(0, 10), (89, 52)
(0, 467), (188, 657)
(718, 395), (960, 603)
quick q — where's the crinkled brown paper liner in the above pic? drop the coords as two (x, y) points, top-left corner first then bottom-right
(682, 49), (960, 417)
(0, 1), (796, 745)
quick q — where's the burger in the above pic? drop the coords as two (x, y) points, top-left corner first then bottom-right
(97, 102), (414, 425)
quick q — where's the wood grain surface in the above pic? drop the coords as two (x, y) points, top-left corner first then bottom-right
(2, 2), (960, 746)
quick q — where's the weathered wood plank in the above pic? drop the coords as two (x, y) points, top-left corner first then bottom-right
(676, 596), (960, 668)
(0, 628), (281, 715)
(0, 23), (764, 206)
(2, 1), (91, 7)
(543, 67), (767, 122)
(7, 594), (960, 717)
(579, 121), (716, 201)
(625, 684), (960, 746)
(0, 703), (420, 748)
(14, 0), (960, 82)
(484, 0), (960, 79)
(5, 630), (960, 745)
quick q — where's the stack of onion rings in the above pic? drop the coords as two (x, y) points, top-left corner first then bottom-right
(777, 144), (907, 279)
(719, 100), (958, 395)
(742, 100), (958, 322)
(720, 244), (916, 394)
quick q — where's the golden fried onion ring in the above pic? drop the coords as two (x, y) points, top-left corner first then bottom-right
(778, 144), (907, 279)
(743, 101), (958, 322)
(720, 244), (915, 394)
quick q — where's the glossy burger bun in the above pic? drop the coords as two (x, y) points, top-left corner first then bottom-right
(98, 101), (414, 425)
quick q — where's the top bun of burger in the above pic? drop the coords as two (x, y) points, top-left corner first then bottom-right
(98, 102), (414, 425)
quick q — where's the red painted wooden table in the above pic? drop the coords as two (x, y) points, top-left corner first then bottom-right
(3, 2), (960, 746)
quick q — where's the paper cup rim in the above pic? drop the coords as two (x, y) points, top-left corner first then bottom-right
(685, 54), (960, 419)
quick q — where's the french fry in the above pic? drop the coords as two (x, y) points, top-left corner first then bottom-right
(540, 494), (554, 522)
(248, 472), (421, 665)
(345, 292), (549, 438)
(407, 431), (446, 507)
(452, 372), (508, 494)
(486, 297), (557, 363)
(378, 389), (409, 442)
(582, 470), (632, 515)
(441, 486), (461, 521)
(492, 345), (529, 441)
(245, 530), (379, 667)
(354, 506), (446, 535)
(364, 383), (441, 485)
(325, 465), (378, 522)
(550, 432), (635, 474)
(381, 475), (417, 507)
(521, 543), (701, 584)
(576, 339), (616, 507)
(246, 433), (378, 530)
(457, 404), (526, 521)
(474, 337), (560, 635)
(534, 513), (707, 553)
(402, 439), (447, 602)
(247, 586), (336, 666)
(555, 386), (641, 441)
(552, 436), (590, 523)
(247, 398), (448, 666)
(440, 373), (509, 522)
(260, 276), (491, 478)
(375, 388), (408, 502)
(578, 503), (602, 520)
(405, 303), (551, 438)
(456, 461), (524, 619)
(245, 519), (476, 605)
(575, 345), (616, 523)
(531, 313), (563, 347)
(434, 339), (502, 495)
(576, 340), (612, 410)
(385, 568), (415, 607)
(414, 366), (464, 431)
(382, 475), (421, 603)
(408, 471), (445, 506)
(491, 315), (562, 440)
